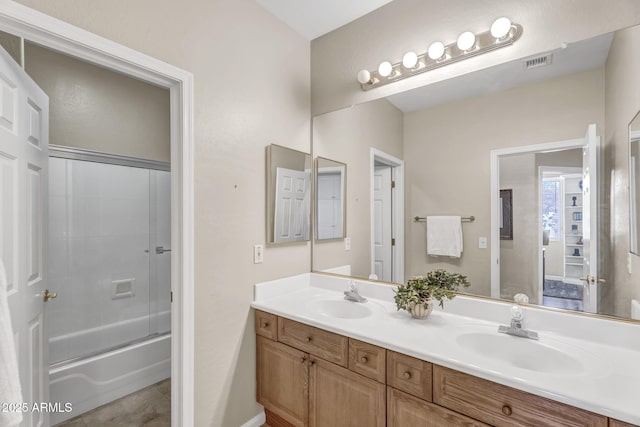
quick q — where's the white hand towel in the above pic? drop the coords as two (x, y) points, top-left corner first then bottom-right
(426, 216), (463, 258)
(0, 258), (23, 427)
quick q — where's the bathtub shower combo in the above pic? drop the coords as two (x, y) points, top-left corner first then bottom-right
(47, 146), (171, 424)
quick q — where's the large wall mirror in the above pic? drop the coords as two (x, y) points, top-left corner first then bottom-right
(630, 112), (640, 255)
(312, 23), (640, 321)
(266, 144), (311, 244)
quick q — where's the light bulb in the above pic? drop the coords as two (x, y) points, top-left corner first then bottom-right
(378, 61), (393, 77)
(490, 17), (512, 39)
(457, 31), (476, 51)
(357, 69), (372, 84)
(427, 42), (445, 60)
(402, 51), (418, 69)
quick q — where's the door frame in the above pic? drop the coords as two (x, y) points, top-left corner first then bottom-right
(0, 3), (194, 426)
(370, 148), (404, 283)
(490, 138), (584, 300)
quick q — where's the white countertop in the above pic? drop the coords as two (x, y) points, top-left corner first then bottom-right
(252, 273), (640, 425)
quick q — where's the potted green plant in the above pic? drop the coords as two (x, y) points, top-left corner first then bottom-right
(394, 269), (470, 319)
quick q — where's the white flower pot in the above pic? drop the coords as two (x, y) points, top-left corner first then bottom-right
(408, 300), (434, 319)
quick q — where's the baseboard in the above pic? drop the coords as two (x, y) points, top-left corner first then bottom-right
(240, 411), (266, 427)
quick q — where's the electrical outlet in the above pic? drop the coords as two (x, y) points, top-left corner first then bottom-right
(344, 237), (351, 251)
(254, 244), (263, 264)
(479, 237), (487, 249)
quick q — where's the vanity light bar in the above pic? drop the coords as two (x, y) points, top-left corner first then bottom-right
(357, 18), (523, 91)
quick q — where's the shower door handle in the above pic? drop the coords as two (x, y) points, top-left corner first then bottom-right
(155, 246), (172, 254)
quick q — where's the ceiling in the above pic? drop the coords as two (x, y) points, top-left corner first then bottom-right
(255, 0), (394, 40)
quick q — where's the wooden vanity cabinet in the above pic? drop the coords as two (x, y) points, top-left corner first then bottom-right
(387, 387), (489, 427)
(433, 365), (608, 427)
(255, 311), (637, 427)
(309, 356), (385, 427)
(256, 336), (309, 427)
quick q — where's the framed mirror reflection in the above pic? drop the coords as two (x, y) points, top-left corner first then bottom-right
(266, 144), (311, 244)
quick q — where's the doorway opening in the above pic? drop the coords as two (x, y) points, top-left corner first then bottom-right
(0, 3), (194, 426)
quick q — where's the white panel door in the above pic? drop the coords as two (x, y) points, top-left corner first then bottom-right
(317, 172), (342, 239)
(0, 46), (50, 426)
(274, 167), (310, 243)
(582, 123), (600, 313)
(373, 165), (392, 282)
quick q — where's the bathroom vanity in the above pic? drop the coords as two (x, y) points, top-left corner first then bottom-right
(252, 274), (640, 427)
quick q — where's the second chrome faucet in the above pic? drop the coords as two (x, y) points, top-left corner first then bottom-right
(344, 280), (367, 303)
(498, 306), (539, 340)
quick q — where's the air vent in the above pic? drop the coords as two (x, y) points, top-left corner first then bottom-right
(524, 53), (553, 69)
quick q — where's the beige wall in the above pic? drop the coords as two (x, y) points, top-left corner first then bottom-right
(499, 154), (538, 303)
(604, 25), (640, 318)
(310, 0), (640, 115)
(404, 68), (605, 297)
(0, 30), (21, 65)
(24, 42), (170, 161)
(313, 98), (403, 278)
(12, 0), (311, 425)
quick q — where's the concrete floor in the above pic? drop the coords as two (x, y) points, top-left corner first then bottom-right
(52, 379), (170, 427)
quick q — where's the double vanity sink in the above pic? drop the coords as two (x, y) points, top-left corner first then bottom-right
(252, 273), (640, 425)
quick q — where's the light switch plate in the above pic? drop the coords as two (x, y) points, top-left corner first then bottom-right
(479, 237), (487, 249)
(254, 244), (263, 264)
(345, 237), (351, 251)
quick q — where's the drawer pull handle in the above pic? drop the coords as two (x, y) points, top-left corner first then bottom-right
(300, 357), (306, 363)
(262, 322), (269, 328)
(310, 361), (316, 366)
(403, 371), (412, 380)
(502, 405), (512, 416)
(360, 356), (368, 364)
(306, 336), (312, 342)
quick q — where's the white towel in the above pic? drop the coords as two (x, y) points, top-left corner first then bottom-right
(426, 216), (463, 258)
(0, 258), (23, 427)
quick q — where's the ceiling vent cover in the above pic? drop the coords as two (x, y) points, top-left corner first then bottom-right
(524, 53), (553, 69)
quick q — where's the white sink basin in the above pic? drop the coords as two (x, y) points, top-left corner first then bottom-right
(310, 299), (374, 319)
(456, 332), (585, 375)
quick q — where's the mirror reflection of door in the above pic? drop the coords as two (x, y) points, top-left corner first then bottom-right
(373, 163), (393, 281)
(316, 157), (346, 240)
(493, 124), (599, 313)
(274, 167), (310, 243)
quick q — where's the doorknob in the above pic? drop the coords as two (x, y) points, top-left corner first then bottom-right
(155, 246), (171, 254)
(43, 289), (57, 302)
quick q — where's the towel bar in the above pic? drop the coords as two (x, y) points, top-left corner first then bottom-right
(414, 216), (475, 223)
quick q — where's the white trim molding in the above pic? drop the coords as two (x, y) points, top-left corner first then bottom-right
(0, 2), (195, 426)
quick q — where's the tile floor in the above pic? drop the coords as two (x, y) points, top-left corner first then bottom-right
(53, 379), (170, 427)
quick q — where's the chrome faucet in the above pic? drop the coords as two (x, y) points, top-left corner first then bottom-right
(498, 306), (539, 340)
(344, 281), (367, 303)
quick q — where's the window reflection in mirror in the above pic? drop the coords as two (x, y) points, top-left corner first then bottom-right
(266, 144), (311, 244)
(630, 111), (640, 254)
(315, 157), (346, 240)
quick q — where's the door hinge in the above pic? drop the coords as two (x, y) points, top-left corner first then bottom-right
(170, 291), (173, 303)
(391, 180), (396, 189)
(392, 238), (396, 246)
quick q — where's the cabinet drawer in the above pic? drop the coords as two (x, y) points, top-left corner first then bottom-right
(278, 317), (348, 367)
(433, 365), (608, 427)
(387, 350), (432, 401)
(255, 310), (277, 340)
(349, 339), (386, 383)
(610, 420), (640, 427)
(388, 387), (489, 427)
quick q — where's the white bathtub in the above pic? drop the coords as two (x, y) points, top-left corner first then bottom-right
(49, 332), (170, 425)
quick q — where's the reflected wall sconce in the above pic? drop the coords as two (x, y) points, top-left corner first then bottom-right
(356, 17), (522, 91)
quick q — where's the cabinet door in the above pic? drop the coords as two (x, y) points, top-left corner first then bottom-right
(388, 387), (489, 427)
(309, 356), (385, 427)
(257, 336), (309, 427)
